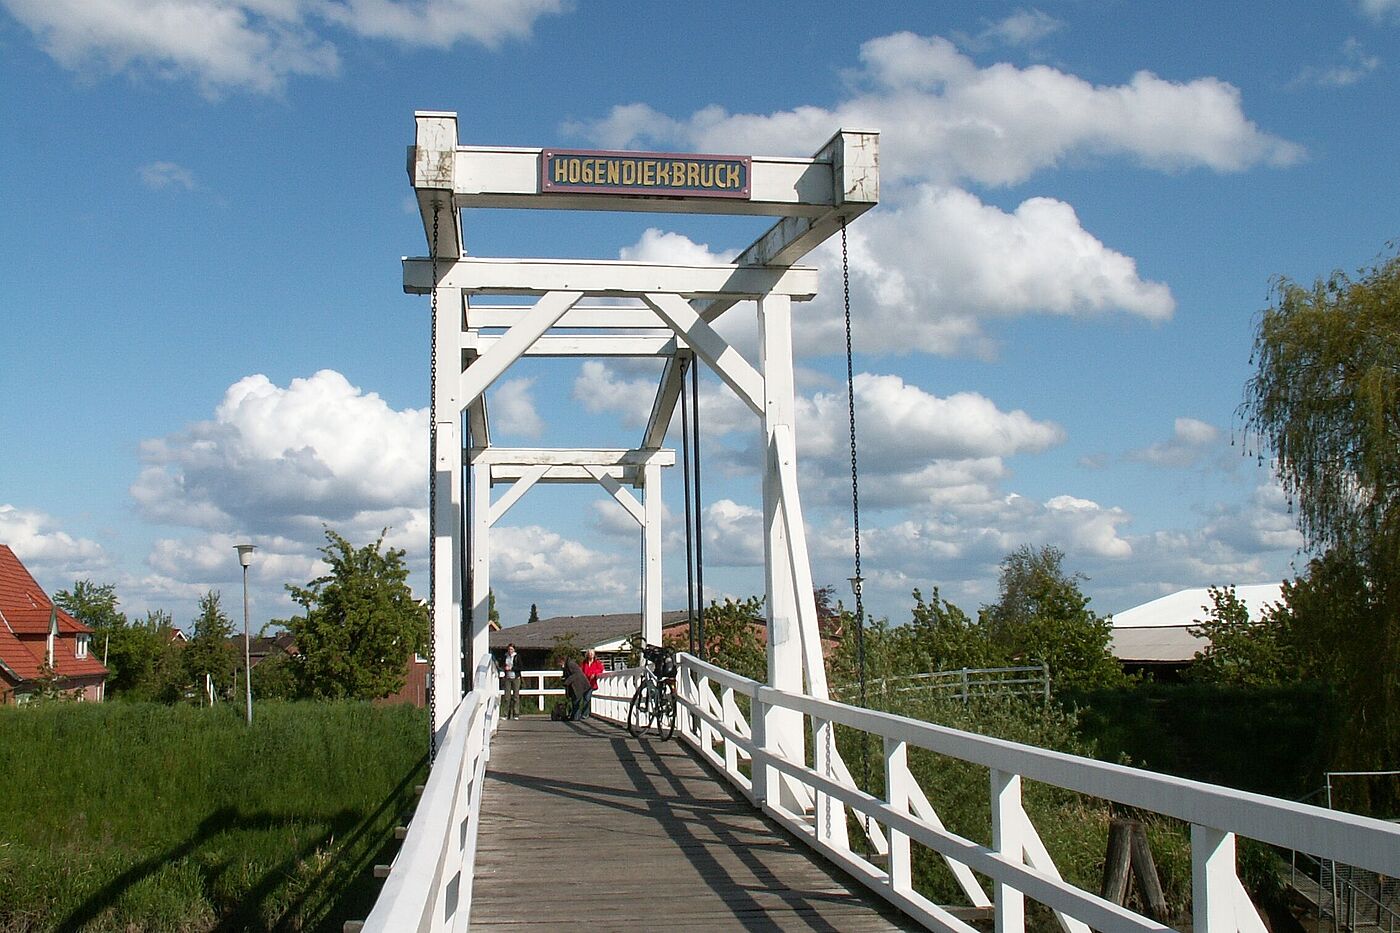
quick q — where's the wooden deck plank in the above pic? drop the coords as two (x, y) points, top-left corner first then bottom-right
(470, 718), (916, 930)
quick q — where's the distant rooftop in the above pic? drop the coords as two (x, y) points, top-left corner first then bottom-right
(488, 610), (689, 652)
(1109, 584), (1285, 665)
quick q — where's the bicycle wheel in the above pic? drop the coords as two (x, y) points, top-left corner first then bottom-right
(627, 684), (652, 738)
(658, 684), (676, 741)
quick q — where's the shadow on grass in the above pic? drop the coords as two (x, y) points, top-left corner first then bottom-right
(58, 756), (425, 933)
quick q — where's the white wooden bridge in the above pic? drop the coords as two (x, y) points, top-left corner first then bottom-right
(356, 112), (1400, 931)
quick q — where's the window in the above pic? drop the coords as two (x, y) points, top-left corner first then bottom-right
(76, 634), (88, 659)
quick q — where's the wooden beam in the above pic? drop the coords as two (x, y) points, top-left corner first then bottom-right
(458, 291), (582, 407)
(490, 465), (639, 486)
(585, 466), (644, 525)
(465, 333), (680, 358)
(448, 145), (836, 217)
(642, 352), (690, 449)
(644, 293), (764, 417)
(466, 305), (667, 329)
(488, 465), (548, 527)
(404, 257), (817, 301)
(472, 447), (675, 467)
(409, 112), (464, 259)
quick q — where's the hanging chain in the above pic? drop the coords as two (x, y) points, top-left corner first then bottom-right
(843, 217), (864, 641)
(428, 202), (440, 763)
(842, 217), (871, 794)
(824, 717), (833, 841)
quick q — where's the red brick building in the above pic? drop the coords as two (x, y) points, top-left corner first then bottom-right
(0, 545), (108, 703)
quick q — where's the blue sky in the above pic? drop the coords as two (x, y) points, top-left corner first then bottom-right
(2, 0), (1396, 633)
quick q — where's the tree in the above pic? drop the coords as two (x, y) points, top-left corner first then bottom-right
(488, 589), (500, 627)
(701, 597), (767, 683)
(1242, 250), (1400, 770)
(909, 586), (1001, 673)
(980, 545), (1126, 692)
(528, 603), (540, 625)
(1188, 586), (1289, 687)
(183, 590), (237, 703)
(282, 529), (427, 700)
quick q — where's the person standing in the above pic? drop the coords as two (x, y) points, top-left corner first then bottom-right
(581, 649), (604, 720)
(501, 643), (522, 719)
(562, 657), (591, 721)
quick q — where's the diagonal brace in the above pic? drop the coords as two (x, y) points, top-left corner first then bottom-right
(459, 291), (582, 407)
(643, 293), (764, 417)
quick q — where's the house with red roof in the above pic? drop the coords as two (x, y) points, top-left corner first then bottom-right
(0, 545), (108, 703)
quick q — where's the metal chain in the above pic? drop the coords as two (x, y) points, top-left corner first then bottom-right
(824, 718), (833, 841)
(428, 202), (440, 763)
(842, 217), (870, 794)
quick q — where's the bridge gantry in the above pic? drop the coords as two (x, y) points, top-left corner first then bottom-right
(356, 112), (1400, 933)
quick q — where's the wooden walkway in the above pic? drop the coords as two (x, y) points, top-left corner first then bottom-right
(470, 717), (916, 931)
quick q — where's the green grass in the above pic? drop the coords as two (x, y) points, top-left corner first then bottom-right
(0, 700), (428, 932)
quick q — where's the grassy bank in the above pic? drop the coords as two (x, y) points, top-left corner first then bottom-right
(0, 701), (427, 932)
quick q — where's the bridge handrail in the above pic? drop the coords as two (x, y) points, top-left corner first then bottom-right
(651, 652), (1400, 933)
(362, 658), (500, 933)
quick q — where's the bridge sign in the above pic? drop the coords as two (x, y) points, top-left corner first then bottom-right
(540, 148), (751, 199)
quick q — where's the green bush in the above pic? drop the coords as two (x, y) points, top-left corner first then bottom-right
(0, 701), (427, 932)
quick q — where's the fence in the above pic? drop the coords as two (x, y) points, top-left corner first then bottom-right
(840, 664), (1051, 706)
(360, 658), (500, 933)
(499, 669), (566, 713)
(592, 652), (1400, 933)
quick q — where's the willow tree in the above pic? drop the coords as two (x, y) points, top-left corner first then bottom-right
(1243, 249), (1400, 773)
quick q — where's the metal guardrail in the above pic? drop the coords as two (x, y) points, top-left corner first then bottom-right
(594, 653), (1400, 933)
(360, 659), (500, 933)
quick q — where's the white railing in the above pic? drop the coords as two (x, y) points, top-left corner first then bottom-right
(498, 669), (566, 713)
(362, 659), (500, 933)
(596, 652), (1400, 933)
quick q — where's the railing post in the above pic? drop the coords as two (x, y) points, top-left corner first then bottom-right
(1192, 824), (1235, 933)
(722, 686), (739, 777)
(751, 690), (771, 806)
(884, 737), (912, 895)
(991, 769), (1026, 933)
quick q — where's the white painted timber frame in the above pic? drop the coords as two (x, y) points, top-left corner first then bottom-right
(406, 112), (879, 765)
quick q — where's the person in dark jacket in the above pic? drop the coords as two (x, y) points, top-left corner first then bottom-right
(562, 657), (592, 721)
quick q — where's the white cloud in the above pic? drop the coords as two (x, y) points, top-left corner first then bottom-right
(0, 0), (563, 95)
(492, 377), (544, 439)
(0, 504), (107, 574)
(976, 9), (1063, 48)
(1292, 38), (1381, 88)
(702, 499), (764, 567)
(619, 227), (739, 266)
(1358, 0), (1400, 22)
(1126, 417), (1222, 468)
(318, 0), (565, 48)
(491, 524), (630, 607)
(573, 361), (656, 429)
(797, 186), (1175, 357)
(139, 161), (197, 191)
(569, 31), (1302, 187)
(131, 370), (426, 541)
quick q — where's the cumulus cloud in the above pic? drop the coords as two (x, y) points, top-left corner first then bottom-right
(568, 31), (1302, 187)
(1126, 417), (1222, 468)
(0, 504), (107, 574)
(0, 0), (563, 95)
(795, 186), (1175, 357)
(131, 370), (426, 540)
(139, 161), (198, 191)
(491, 524), (631, 608)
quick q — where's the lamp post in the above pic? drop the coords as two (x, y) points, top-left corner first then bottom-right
(234, 544), (255, 726)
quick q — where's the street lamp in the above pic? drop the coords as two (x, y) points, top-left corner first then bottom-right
(234, 544), (255, 726)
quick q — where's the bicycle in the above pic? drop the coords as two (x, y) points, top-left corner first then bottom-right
(627, 644), (677, 740)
